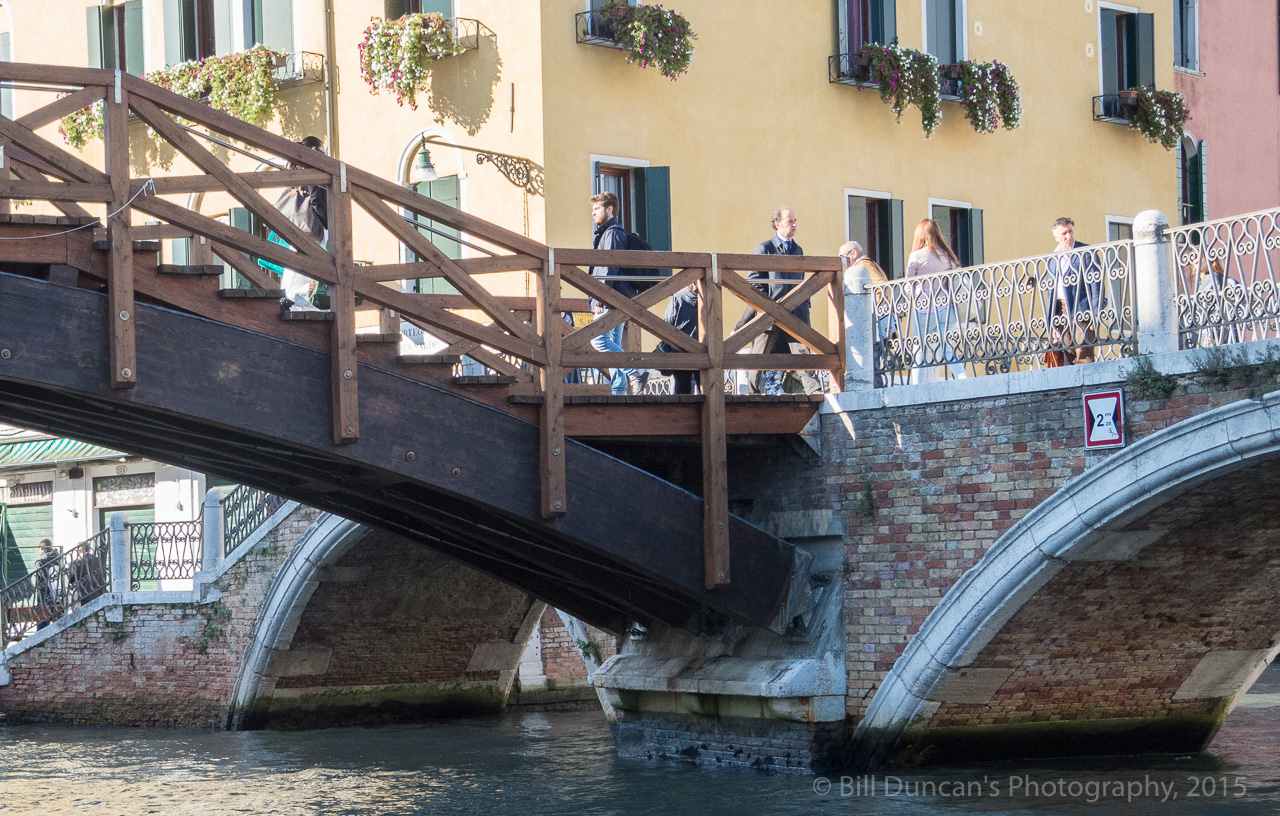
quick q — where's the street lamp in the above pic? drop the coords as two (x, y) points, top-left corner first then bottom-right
(410, 135), (544, 197)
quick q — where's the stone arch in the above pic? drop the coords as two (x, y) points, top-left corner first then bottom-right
(227, 513), (545, 729)
(854, 391), (1280, 767)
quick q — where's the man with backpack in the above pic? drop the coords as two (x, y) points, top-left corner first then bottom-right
(589, 191), (648, 395)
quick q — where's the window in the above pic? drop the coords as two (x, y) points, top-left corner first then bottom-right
(930, 201), (983, 267)
(408, 174), (461, 295)
(1, 480), (54, 586)
(846, 191), (904, 278)
(1178, 136), (1207, 224)
(1100, 6), (1154, 96)
(1172, 0), (1198, 71)
(0, 31), (12, 120)
(87, 2), (145, 75)
(592, 161), (672, 251)
(923, 0), (964, 64)
(837, 0), (896, 56)
(385, 0), (453, 19)
(245, 0), (294, 53)
(1107, 217), (1135, 242)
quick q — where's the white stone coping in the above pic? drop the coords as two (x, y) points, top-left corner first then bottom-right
(826, 338), (1280, 414)
(850, 388), (1280, 764)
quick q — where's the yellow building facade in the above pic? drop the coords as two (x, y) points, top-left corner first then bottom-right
(0, 0), (1178, 282)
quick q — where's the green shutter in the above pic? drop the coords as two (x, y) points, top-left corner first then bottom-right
(124, 0), (146, 75)
(227, 207), (262, 288)
(3, 503), (52, 580)
(874, 0), (896, 46)
(164, 0), (182, 64)
(1135, 12), (1155, 88)
(261, 0), (294, 52)
(87, 5), (111, 69)
(886, 198), (904, 280)
(927, 0), (956, 63)
(419, 0), (452, 16)
(1172, 0), (1184, 67)
(413, 176), (461, 294)
(384, 0), (407, 20)
(1198, 139), (1208, 221)
(634, 166), (672, 252)
(1100, 8), (1118, 96)
(968, 208), (984, 266)
(213, 0), (233, 56)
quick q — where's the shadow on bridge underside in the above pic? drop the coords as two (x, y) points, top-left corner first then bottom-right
(0, 271), (804, 636)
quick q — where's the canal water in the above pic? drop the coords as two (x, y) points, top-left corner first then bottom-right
(5, 679), (1280, 815)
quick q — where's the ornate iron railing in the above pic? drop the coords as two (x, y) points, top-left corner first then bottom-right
(1, 529), (110, 645)
(272, 51), (326, 90)
(575, 8), (623, 46)
(129, 519), (202, 591)
(870, 241), (1137, 386)
(1171, 207), (1280, 349)
(1093, 91), (1142, 123)
(222, 485), (286, 557)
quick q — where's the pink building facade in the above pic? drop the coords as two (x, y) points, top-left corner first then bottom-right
(1174, 0), (1280, 222)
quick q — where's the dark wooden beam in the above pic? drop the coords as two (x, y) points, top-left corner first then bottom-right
(537, 251), (566, 518)
(699, 266), (730, 587)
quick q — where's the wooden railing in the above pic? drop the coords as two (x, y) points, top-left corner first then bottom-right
(0, 63), (845, 589)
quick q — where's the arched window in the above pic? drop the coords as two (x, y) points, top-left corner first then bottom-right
(1178, 134), (1207, 225)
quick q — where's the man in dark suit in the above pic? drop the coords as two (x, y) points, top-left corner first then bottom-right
(736, 208), (821, 394)
(1047, 217), (1103, 364)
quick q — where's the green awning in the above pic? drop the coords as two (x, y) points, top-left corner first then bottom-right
(0, 438), (122, 470)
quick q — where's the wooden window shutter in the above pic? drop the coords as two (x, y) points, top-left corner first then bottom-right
(1135, 13), (1156, 88)
(260, 0), (294, 52)
(886, 198), (904, 280)
(212, 0), (233, 56)
(968, 208), (984, 266)
(124, 0), (146, 75)
(384, 0), (407, 20)
(634, 166), (672, 252)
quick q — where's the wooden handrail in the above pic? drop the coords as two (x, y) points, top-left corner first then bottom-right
(0, 62), (851, 589)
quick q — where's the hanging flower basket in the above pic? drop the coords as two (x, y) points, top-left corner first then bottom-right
(955, 59), (1022, 134)
(1129, 87), (1190, 150)
(597, 1), (696, 80)
(358, 12), (461, 110)
(859, 43), (941, 138)
(58, 46), (282, 149)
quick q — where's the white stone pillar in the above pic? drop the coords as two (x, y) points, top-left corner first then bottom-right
(201, 488), (227, 573)
(843, 261), (877, 391)
(109, 512), (129, 593)
(1133, 209), (1178, 355)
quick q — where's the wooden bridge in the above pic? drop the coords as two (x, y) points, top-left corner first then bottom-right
(0, 64), (845, 634)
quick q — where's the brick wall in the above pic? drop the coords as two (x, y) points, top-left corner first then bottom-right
(0, 506), (320, 726)
(538, 610), (616, 681)
(733, 370), (1279, 723)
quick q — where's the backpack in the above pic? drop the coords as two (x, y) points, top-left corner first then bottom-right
(608, 225), (666, 293)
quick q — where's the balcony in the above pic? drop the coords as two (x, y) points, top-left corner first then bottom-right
(829, 52), (874, 86)
(575, 8), (621, 48)
(272, 52), (326, 90)
(1093, 90), (1142, 124)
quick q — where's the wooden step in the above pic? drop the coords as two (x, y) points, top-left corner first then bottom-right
(157, 263), (223, 277)
(356, 332), (403, 345)
(453, 375), (518, 386)
(94, 239), (161, 253)
(219, 288), (285, 299)
(398, 353), (462, 365)
(281, 309), (335, 322)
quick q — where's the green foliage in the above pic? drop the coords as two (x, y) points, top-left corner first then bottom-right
(575, 638), (601, 664)
(358, 12), (461, 110)
(1258, 347), (1280, 381)
(196, 600), (232, 655)
(861, 43), (941, 138)
(598, 1), (697, 80)
(956, 59), (1022, 134)
(59, 47), (282, 150)
(1129, 87), (1190, 151)
(1194, 346), (1252, 385)
(1124, 355), (1179, 399)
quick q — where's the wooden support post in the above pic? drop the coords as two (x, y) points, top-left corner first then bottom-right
(379, 306), (398, 335)
(537, 249), (566, 518)
(329, 163), (359, 444)
(104, 73), (135, 390)
(827, 269), (846, 393)
(700, 259), (730, 587)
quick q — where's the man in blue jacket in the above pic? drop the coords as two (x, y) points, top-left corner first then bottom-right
(589, 191), (646, 394)
(1047, 217), (1103, 365)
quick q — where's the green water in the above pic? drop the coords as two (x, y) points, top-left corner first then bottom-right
(2, 704), (1280, 815)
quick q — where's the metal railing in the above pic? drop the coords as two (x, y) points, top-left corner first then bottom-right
(1172, 208), (1280, 349)
(575, 8), (623, 45)
(0, 486), (285, 644)
(1093, 92), (1142, 123)
(223, 485), (286, 557)
(870, 241), (1137, 386)
(130, 519), (202, 591)
(0, 529), (110, 645)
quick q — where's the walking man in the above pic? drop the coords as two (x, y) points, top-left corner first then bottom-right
(589, 191), (647, 395)
(33, 539), (58, 631)
(1046, 217), (1102, 365)
(737, 208), (821, 394)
